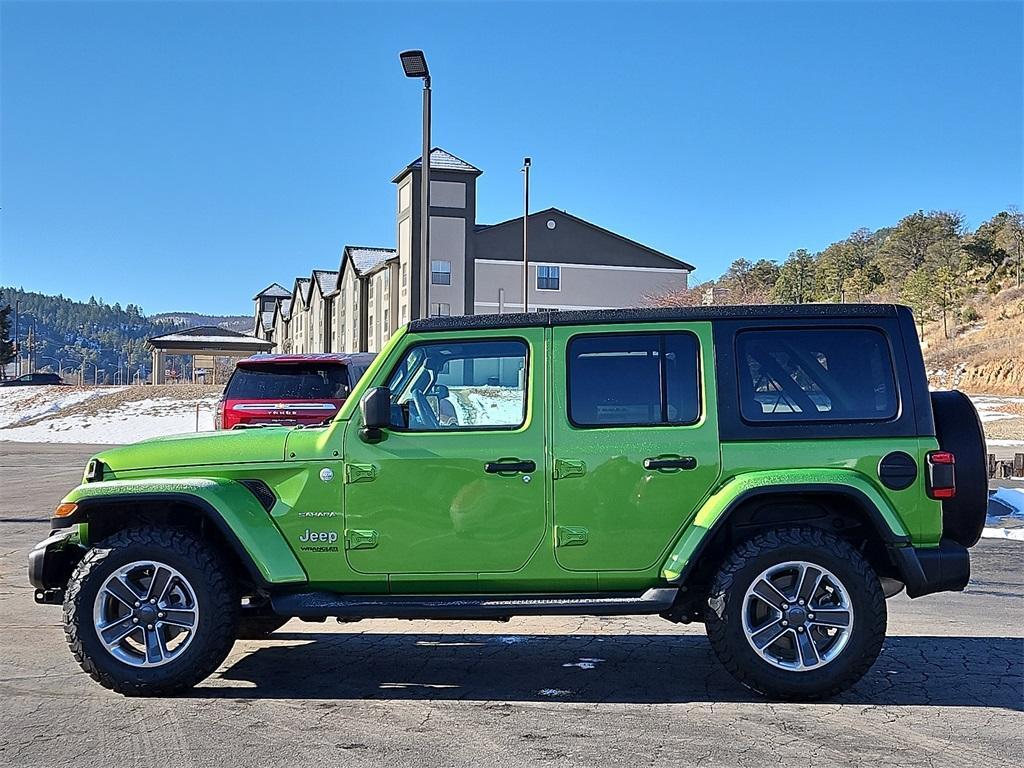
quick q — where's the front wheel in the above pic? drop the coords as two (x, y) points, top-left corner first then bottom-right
(705, 527), (886, 700)
(63, 527), (239, 696)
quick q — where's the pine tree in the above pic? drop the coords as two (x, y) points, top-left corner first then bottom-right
(0, 292), (14, 378)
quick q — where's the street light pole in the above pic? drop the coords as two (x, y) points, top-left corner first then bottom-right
(400, 50), (432, 319)
(522, 157), (531, 314)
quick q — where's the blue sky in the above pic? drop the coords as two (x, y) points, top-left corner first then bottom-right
(2, 1), (1021, 316)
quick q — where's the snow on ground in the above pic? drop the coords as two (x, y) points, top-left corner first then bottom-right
(984, 488), (1024, 541)
(0, 386), (123, 430)
(448, 386), (525, 427)
(0, 386), (219, 444)
(970, 395), (1024, 423)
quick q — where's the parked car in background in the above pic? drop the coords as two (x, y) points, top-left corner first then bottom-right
(1, 372), (64, 387)
(215, 353), (375, 429)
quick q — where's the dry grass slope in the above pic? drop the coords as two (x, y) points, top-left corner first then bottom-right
(922, 286), (1024, 397)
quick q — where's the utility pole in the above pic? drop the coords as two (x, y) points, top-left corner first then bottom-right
(522, 157), (531, 314)
(13, 300), (19, 377)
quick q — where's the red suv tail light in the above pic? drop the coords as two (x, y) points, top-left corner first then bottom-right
(926, 450), (956, 499)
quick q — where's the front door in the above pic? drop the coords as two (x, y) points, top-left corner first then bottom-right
(550, 323), (721, 572)
(343, 330), (547, 576)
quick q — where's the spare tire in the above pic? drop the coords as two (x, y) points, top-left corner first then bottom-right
(930, 391), (987, 547)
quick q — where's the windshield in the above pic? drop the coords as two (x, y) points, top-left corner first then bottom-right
(226, 363), (352, 400)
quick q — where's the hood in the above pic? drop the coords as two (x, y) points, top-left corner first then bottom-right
(94, 427), (291, 473)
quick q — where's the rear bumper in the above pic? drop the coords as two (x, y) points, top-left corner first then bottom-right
(892, 539), (971, 598)
(28, 528), (85, 601)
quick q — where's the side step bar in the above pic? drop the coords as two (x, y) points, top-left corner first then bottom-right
(271, 588), (679, 620)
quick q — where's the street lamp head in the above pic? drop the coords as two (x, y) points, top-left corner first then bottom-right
(399, 50), (429, 79)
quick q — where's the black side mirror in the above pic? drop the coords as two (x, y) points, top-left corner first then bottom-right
(360, 387), (391, 442)
(427, 383), (450, 399)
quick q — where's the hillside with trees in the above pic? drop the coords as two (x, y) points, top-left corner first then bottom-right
(0, 288), (180, 383)
(650, 208), (1024, 394)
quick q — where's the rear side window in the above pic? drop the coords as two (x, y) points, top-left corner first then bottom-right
(737, 328), (898, 422)
(226, 363), (351, 400)
(567, 333), (701, 427)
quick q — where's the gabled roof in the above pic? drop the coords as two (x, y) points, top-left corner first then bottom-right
(392, 147), (482, 182)
(258, 310), (276, 330)
(147, 325), (273, 352)
(291, 277), (312, 308)
(252, 282), (291, 301)
(150, 325), (251, 341)
(274, 298), (293, 322)
(312, 269), (340, 297)
(344, 246), (398, 276)
(475, 207), (695, 272)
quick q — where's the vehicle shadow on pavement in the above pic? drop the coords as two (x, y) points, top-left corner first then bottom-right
(198, 632), (1023, 708)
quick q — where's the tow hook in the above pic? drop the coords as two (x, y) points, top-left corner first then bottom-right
(34, 588), (65, 605)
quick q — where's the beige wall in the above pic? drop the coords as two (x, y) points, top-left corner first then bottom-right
(472, 260), (689, 313)
(397, 180), (413, 325)
(272, 318), (290, 353)
(307, 290), (325, 353)
(334, 267), (361, 353)
(427, 215), (466, 316)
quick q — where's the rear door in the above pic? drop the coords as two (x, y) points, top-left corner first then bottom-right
(550, 323), (721, 572)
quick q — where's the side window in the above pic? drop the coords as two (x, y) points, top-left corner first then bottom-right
(567, 333), (700, 427)
(737, 328), (898, 422)
(384, 339), (528, 432)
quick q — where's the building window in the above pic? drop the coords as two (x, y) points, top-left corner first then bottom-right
(431, 260), (451, 285)
(383, 309), (390, 334)
(430, 302), (451, 317)
(537, 265), (560, 291)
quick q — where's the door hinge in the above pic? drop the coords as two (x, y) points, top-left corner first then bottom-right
(344, 463), (377, 484)
(553, 458), (586, 480)
(555, 526), (589, 547)
(345, 529), (379, 550)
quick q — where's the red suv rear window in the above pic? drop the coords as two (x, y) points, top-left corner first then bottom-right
(225, 363), (351, 400)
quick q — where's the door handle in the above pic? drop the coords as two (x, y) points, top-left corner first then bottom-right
(643, 456), (697, 471)
(485, 460), (537, 474)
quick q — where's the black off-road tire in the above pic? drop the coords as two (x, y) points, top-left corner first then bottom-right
(931, 390), (988, 546)
(236, 614), (289, 640)
(63, 527), (239, 696)
(705, 527), (886, 701)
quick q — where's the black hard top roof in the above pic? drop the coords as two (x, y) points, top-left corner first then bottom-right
(408, 304), (904, 333)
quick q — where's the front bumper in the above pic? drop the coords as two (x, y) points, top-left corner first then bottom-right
(28, 528), (85, 603)
(893, 539), (971, 598)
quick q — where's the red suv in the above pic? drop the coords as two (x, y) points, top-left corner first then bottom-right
(217, 353), (375, 430)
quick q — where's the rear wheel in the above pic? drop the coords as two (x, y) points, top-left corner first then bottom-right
(64, 527), (239, 696)
(705, 527), (886, 700)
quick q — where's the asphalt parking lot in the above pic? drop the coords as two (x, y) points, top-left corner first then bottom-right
(1, 442), (1021, 767)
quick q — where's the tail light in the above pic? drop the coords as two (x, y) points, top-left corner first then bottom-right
(926, 450), (956, 499)
(214, 397), (225, 430)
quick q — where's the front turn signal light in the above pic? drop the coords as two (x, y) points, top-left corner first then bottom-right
(54, 503), (78, 518)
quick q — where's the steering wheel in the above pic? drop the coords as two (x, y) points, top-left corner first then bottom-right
(409, 390), (440, 429)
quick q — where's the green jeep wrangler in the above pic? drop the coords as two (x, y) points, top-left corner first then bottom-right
(29, 305), (987, 699)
